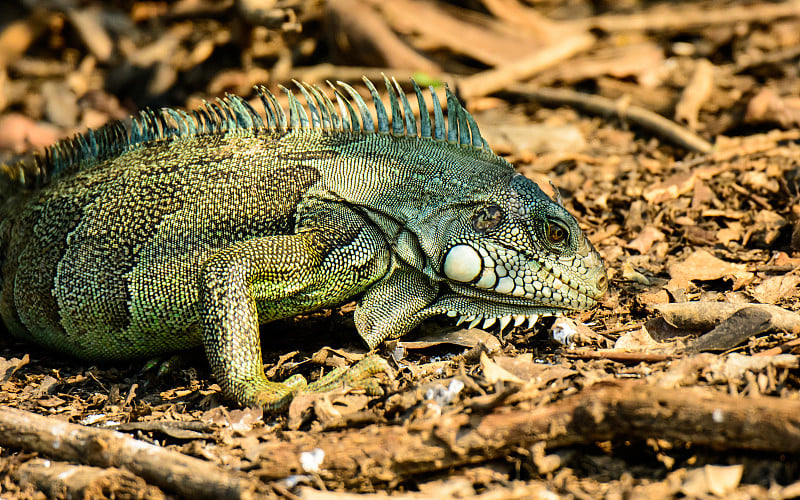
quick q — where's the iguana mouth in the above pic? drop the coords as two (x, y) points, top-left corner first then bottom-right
(447, 309), (549, 330)
(419, 287), (574, 332)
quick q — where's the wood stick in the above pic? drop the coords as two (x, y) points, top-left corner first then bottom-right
(509, 84), (714, 154)
(458, 33), (595, 100)
(14, 458), (166, 500)
(0, 407), (263, 500)
(573, 0), (800, 33)
(253, 381), (800, 485)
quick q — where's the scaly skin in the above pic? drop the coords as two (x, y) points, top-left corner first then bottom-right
(0, 78), (607, 409)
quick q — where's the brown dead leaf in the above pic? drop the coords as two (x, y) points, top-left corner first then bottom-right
(746, 87), (800, 128)
(643, 166), (724, 204)
(314, 393), (372, 429)
(614, 328), (660, 350)
(480, 352), (524, 384)
(0, 113), (60, 153)
(675, 59), (714, 130)
(752, 274), (800, 304)
(480, 124), (586, 155)
(638, 289), (670, 307)
(398, 328), (502, 352)
(716, 226), (742, 246)
(703, 353), (798, 384)
(681, 465), (743, 497)
(0, 354), (29, 388)
(667, 250), (754, 289)
(740, 170), (780, 193)
(626, 225), (666, 254)
(643, 171), (694, 204)
(493, 353), (577, 385)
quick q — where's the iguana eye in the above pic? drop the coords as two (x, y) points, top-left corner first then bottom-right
(472, 205), (503, 232)
(546, 221), (569, 245)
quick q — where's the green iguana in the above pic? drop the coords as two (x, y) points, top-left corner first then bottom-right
(0, 76), (607, 410)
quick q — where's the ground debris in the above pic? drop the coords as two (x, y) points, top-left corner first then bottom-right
(2, 0), (800, 498)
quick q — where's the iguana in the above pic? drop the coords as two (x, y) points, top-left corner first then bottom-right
(0, 76), (607, 410)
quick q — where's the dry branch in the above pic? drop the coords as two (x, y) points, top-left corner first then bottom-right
(0, 407), (264, 500)
(573, 0), (800, 32)
(458, 33), (594, 100)
(509, 84), (714, 154)
(14, 458), (165, 500)
(253, 381), (800, 486)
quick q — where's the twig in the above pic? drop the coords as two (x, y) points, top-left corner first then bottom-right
(573, 0), (800, 33)
(251, 381), (800, 486)
(459, 33), (595, 100)
(0, 407), (263, 500)
(756, 338), (800, 356)
(509, 84), (714, 154)
(562, 349), (676, 363)
(596, 323), (644, 336)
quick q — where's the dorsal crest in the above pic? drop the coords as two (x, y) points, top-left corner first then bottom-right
(14, 76), (491, 187)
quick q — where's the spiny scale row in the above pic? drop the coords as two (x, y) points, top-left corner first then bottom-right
(265, 76), (490, 150)
(33, 76), (490, 184)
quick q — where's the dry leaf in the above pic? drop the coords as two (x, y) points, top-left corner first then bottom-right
(0, 355), (29, 386)
(0, 113), (60, 153)
(752, 274), (800, 304)
(643, 166), (723, 204)
(667, 250), (754, 289)
(703, 353), (798, 384)
(745, 87), (800, 128)
(480, 124), (586, 155)
(399, 328), (502, 351)
(480, 352), (524, 384)
(626, 225), (665, 254)
(493, 353), (577, 384)
(716, 226), (741, 245)
(704, 465), (744, 496)
(614, 328), (660, 350)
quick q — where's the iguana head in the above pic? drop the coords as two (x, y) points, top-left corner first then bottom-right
(277, 76), (608, 344)
(430, 171), (607, 330)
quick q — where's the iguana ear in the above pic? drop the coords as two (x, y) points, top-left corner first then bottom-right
(354, 266), (438, 349)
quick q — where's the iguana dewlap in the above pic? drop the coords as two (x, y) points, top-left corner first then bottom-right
(0, 77), (607, 409)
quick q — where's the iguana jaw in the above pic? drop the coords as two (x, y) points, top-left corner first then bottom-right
(415, 290), (577, 332)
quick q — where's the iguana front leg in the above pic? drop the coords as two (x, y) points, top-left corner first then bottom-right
(199, 210), (390, 409)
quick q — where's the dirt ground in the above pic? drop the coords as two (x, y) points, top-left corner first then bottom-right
(1, 0), (800, 498)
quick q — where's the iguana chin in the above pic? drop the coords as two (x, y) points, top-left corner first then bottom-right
(0, 76), (607, 410)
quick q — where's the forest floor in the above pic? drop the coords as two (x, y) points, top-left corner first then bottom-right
(1, 0), (800, 498)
